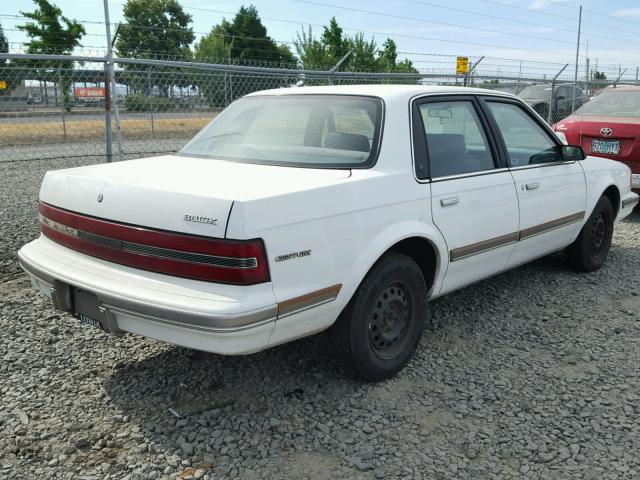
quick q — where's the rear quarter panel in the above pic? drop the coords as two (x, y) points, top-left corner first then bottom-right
(225, 93), (448, 337)
(580, 155), (633, 219)
(227, 171), (446, 317)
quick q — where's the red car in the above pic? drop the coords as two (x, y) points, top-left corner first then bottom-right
(553, 86), (640, 193)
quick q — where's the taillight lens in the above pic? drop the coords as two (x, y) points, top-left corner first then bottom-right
(38, 202), (269, 285)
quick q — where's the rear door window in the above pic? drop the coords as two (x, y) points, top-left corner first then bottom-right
(417, 100), (496, 178)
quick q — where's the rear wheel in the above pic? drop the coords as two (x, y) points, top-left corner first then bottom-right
(330, 253), (427, 381)
(566, 195), (614, 272)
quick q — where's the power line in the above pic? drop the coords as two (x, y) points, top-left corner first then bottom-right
(181, 4), (579, 55)
(401, 0), (640, 48)
(475, 0), (640, 38)
(291, 0), (619, 52)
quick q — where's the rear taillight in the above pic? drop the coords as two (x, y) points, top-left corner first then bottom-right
(38, 202), (269, 285)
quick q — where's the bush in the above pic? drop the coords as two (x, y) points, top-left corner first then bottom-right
(124, 94), (176, 112)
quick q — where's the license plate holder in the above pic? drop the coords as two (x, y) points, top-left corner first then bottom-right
(72, 287), (106, 331)
(591, 139), (620, 155)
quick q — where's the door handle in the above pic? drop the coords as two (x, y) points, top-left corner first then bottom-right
(440, 196), (460, 207)
(524, 182), (540, 191)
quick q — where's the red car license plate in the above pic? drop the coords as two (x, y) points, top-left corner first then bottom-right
(592, 139), (620, 155)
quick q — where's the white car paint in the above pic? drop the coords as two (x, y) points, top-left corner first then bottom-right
(18, 85), (639, 356)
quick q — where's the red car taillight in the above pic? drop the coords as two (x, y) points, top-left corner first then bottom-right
(38, 202), (270, 285)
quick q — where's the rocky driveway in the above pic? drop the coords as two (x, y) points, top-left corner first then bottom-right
(1, 158), (639, 479)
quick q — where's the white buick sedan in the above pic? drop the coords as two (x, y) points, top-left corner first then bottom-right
(19, 86), (639, 381)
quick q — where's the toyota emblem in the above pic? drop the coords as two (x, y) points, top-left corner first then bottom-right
(600, 127), (612, 137)
(97, 194), (103, 203)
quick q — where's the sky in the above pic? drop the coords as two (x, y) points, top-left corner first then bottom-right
(2, 0), (640, 80)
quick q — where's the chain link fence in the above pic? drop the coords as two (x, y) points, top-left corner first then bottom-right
(1, 53), (638, 163)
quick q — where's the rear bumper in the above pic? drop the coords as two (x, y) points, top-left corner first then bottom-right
(18, 236), (278, 354)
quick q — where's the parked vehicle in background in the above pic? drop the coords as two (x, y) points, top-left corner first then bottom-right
(518, 83), (586, 122)
(19, 85), (638, 381)
(26, 94), (42, 105)
(554, 86), (640, 193)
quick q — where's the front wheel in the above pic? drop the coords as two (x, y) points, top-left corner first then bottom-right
(566, 195), (614, 272)
(330, 253), (427, 381)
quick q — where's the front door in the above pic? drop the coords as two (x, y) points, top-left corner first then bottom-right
(483, 99), (586, 267)
(414, 97), (520, 293)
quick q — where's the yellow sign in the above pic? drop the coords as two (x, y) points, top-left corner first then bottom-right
(0, 81), (6, 90)
(456, 56), (469, 75)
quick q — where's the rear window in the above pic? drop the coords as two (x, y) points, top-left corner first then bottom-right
(179, 94), (383, 168)
(575, 89), (640, 117)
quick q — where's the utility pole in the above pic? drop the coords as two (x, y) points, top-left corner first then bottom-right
(572, 5), (582, 114)
(585, 58), (590, 98)
(464, 56), (484, 87)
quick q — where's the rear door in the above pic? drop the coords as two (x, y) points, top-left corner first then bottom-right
(413, 96), (519, 293)
(482, 98), (586, 267)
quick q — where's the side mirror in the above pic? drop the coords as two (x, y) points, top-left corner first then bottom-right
(560, 145), (585, 161)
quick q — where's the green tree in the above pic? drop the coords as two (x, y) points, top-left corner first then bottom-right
(0, 22), (10, 93)
(18, 0), (85, 55)
(378, 38), (398, 71)
(322, 17), (347, 62)
(116, 0), (194, 98)
(195, 23), (232, 63)
(592, 70), (608, 89)
(17, 0), (85, 110)
(195, 5), (295, 107)
(227, 6), (294, 65)
(295, 19), (419, 81)
(193, 24), (232, 106)
(116, 0), (194, 61)
(0, 22), (7, 57)
(294, 25), (331, 68)
(345, 33), (378, 71)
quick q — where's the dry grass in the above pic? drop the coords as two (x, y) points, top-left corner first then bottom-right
(0, 116), (212, 146)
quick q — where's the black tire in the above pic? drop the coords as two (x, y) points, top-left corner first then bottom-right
(566, 195), (614, 272)
(330, 253), (427, 382)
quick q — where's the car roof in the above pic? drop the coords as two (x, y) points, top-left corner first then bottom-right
(246, 84), (515, 102)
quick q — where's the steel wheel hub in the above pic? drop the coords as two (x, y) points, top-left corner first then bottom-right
(369, 283), (412, 359)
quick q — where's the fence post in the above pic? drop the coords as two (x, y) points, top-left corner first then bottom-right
(613, 68), (627, 88)
(104, 65), (113, 162)
(223, 72), (229, 106)
(148, 70), (155, 139)
(103, 0), (123, 161)
(59, 70), (67, 144)
(464, 56), (485, 87)
(585, 58), (589, 100)
(548, 64), (569, 124)
(329, 50), (353, 86)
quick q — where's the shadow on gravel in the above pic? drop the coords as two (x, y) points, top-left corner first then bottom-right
(103, 332), (364, 459)
(623, 207), (640, 223)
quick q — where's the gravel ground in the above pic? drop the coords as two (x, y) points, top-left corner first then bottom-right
(1, 157), (639, 480)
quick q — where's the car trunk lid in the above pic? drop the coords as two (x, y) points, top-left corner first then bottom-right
(39, 154), (352, 238)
